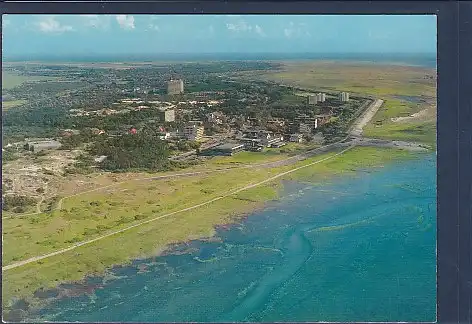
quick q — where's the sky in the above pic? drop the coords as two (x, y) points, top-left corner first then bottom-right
(2, 15), (437, 57)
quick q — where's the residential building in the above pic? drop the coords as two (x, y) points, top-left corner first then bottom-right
(183, 124), (205, 141)
(242, 129), (263, 139)
(94, 155), (108, 163)
(289, 133), (303, 143)
(263, 136), (284, 147)
(157, 132), (171, 140)
(206, 112), (226, 125)
(339, 92), (350, 102)
(167, 79), (184, 95)
(299, 123), (312, 134)
(307, 95), (318, 105)
(26, 140), (62, 153)
(316, 93), (326, 102)
(295, 115), (319, 133)
(61, 129), (80, 137)
(160, 109), (175, 122)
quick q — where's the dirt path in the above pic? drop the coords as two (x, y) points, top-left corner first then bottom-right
(35, 184), (48, 214)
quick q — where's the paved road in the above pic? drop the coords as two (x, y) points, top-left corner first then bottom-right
(350, 99), (384, 138)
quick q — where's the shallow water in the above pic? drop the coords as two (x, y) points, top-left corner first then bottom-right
(31, 154), (436, 322)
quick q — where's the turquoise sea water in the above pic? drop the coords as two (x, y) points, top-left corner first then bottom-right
(30, 154), (436, 322)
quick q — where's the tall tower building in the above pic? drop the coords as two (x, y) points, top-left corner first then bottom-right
(316, 93), (326, 102)
(339, 92), (350, 102)
(167, 79), (184, 95)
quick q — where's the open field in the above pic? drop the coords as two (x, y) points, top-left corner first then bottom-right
(362, 98), (436, 145)
(2, 146), (416, 307)
(244, 61), (436, 98)
(2, 100), (28, 110)
(2, 72), (58, 90)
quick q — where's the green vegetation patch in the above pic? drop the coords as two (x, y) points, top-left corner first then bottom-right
(2, 72), (58, 90)
(365, 121), (436, 145)
(2, 100), (28, 110)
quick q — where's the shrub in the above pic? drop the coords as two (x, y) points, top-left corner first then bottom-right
(2, 195), (37, 212)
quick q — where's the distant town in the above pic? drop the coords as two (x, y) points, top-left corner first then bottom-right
(4, 76), (363, 166)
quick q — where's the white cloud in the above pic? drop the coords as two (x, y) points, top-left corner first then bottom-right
(81, 14), (110, 29)
(116, 15), (135, 30)
(254, 24), (265, 37)
(226, 20), (252, 32)
(283, 21), (310, 39)
(37, 16), (74, 33)
(226, 15), (266, 37)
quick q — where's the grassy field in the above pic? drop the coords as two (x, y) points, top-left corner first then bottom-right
(246, 61), (436, 98)
(2, 146), (418, 307)
(362, 98), (436, 145)
(2, 72), (57, 90)
(2, 100), (28, 110)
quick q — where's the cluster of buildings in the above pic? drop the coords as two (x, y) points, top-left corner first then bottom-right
(69, 108), (125, 117)
(306, 91), (350, 105)
(308, 93), (327, 105)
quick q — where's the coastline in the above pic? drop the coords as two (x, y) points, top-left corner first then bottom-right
(2, 146), (428, 320)
(17, 149), (437, 323)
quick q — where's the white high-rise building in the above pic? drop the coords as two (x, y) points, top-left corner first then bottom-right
(161, 109), (175, 122)
(167, 79), (184, 95)
(316, 93), (326, 102)
(339, 92), (350, 102)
